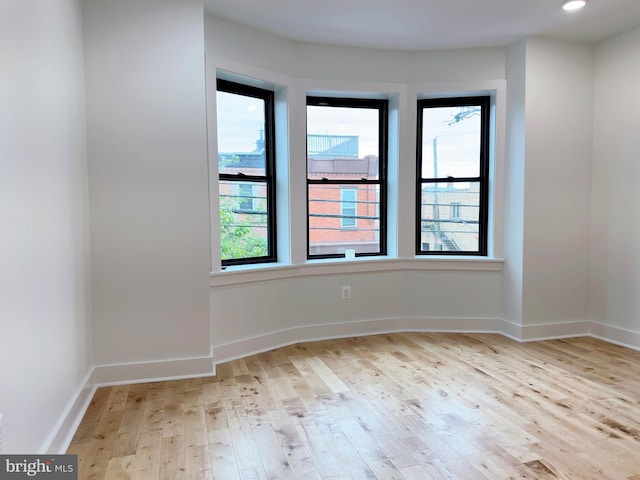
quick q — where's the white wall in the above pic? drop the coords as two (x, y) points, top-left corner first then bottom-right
(503, 38), (594, 338)
(503, 40), (527, 334)
(521, 38), (593, 330)
(212, 267), (504, 360)
(206, 13), (507, 361)
(205, 15), (505, 85)
(591, 25), (640, 343)
(0, 0), (92, 453)
(83, 0), (212, 377)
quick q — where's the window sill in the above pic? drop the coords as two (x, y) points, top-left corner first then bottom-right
(209, 256), (504, 287)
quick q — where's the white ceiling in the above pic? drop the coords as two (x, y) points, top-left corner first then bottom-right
(204, 0), (640, 51)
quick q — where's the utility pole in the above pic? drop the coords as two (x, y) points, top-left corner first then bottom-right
(432, 136), (442, 250)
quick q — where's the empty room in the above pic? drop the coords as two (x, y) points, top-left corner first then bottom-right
(3, 0), (640, 478)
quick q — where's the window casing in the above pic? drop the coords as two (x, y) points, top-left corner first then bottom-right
(416, 96), (490, 256)
(306, 96), (388, 259)
(216, 79), (276, 266)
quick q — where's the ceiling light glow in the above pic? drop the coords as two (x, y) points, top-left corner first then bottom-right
(562, 0), (587, 11)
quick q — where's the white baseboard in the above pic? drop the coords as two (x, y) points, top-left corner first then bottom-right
(94, 354), (215, 387)
(496, 317), (523, 341)
(213, 316), (504, 364)
(512, 320), (640, 350)
(43, 368), (97, 454)
(45, 319), (639, 454)
(45, 353), (215, 453)
(213, 317), (640, 365)
(519, 320), (592, 342)
(590, 321), (640, 351)
(45, 318), (640, 456)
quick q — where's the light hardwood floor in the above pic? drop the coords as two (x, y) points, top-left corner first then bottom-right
(68, 333), (640, 479)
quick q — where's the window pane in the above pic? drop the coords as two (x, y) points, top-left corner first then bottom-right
(219, 180), (269, 261)
(340, 189), (357, 228)
(308, 183), (380, 256)
(307, 105), (380, 181)
(217, 91), (266, 176)
(238, 183), (253, 212)
(421, 105), (481, 179)
(418, 182), (480, 252)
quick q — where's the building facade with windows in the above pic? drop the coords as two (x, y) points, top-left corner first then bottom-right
(219, 134), (382, 256)
(307, 133), (381, 256)
(419, 182), (480, 252)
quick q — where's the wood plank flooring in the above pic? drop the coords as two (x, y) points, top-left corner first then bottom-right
(67, 333), (640, 479)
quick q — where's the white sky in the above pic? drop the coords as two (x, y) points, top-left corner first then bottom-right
(216, 91), (480, 174)
(216, 91), (265, 153)
(306, 105), (379, 157)
(421, 106), (480, 178)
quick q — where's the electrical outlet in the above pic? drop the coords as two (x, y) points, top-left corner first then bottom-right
(342, 286), (351, 299)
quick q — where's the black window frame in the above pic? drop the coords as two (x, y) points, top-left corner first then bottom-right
(415, 96), (490, 256)
(306, 96), (388, 260)
(217, 79), (277, 266)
